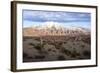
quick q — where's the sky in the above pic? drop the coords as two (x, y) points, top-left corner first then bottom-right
(22, 10), (91, 29)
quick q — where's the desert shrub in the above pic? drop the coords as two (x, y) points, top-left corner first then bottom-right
(27, 56), (33, 59)
(35, 55), (45, 59)
(48, 49), (52, 51)
(62, 49), (71, 56)
(29, 43), (35, 46)
(55, 44), (62, 49)
(58, 55), (66, 60)
(76, 53), (80, 56)
(71, 48), (78, 58)
(47, 49), (57, 54)
(58, 42), (63, 45)
(43, 41), (46, 45)
(34, 38), (40, 41)
(83, 50), (91, 57)
(52, 50), (56, 53)
(34, 44), (41, 51)
(71, 53), (76, 58)
(81, 44), (85, 48)
(82, 37), (91, 44)
(23, 53), (28, 58)
(63, 42), (67, 44)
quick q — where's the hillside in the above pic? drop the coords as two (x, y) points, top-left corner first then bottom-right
(23, 23), (90, 37)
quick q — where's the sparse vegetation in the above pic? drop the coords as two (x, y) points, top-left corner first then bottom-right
(23, 34), (91, 62)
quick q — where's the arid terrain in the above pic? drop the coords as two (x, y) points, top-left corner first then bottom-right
(23, 25), (91, 62)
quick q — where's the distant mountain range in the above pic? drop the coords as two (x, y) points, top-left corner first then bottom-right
(23, 22), (90, 37)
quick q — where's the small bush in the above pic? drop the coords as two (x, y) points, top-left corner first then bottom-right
(34, 38), (40, 41)
(23, 53), (28, 58)
(29, 43), (35, 46)
(62, 49), (71, 56)
(58, 55), (66, 60)
(71, 48), (78, 58)
(35, 55), (45, 59)
(27, 56), (33, 59)
(34, 44), (42, 51)
(71, 53), (77, 58)
(83, 50), (90, 57)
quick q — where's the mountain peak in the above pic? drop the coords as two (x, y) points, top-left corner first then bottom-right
(24, 22), (90, 37)
(41, 21), (64, 30)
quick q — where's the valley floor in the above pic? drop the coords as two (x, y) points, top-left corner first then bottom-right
(23, 35), (91, 62)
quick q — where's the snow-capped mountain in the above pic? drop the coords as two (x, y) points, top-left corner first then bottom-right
(23, 22), (90, 37)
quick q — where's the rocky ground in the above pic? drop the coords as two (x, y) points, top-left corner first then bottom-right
(23, 34), (91, 62)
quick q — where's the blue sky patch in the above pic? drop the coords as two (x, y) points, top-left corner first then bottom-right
(23, 10), (91, 29)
